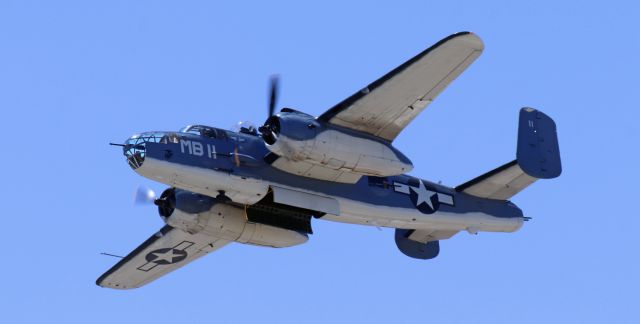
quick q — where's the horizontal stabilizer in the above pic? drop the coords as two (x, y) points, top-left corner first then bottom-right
(456, 160), (536, 200)
(456, 108), (561, 200)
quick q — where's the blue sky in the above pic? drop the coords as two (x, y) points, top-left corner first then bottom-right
(1, 1), (638, 323)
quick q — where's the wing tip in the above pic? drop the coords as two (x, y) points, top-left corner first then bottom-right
(452, 31), (485, 51)
(95, 273), (109, 287)
(95, 277), (140, 290)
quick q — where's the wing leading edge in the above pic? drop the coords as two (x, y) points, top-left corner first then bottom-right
(318, 32), (484, 141)
(96, 225), (230, 289)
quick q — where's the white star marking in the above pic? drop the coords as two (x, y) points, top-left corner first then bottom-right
(411, 180), (437, 210)
(152, 249), (181, 263)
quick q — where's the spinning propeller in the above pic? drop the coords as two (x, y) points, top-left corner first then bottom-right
(259, 75), (281, 144)
(133, 186), (156, 205)
(133, 186), (175, 219)
(268, 75), (279, 118)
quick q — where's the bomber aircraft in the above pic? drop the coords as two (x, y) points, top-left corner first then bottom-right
(97, 32), (561, 289)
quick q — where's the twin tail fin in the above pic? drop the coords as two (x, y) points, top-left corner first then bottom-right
(455, 107), (561, 200)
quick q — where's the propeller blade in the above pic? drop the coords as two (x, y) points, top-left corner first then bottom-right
(133, 186), (156, 205)
(268, 75), (279, 118)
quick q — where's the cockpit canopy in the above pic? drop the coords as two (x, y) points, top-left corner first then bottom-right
(179, 125), (230, 139)
(233, 121), (258, 136)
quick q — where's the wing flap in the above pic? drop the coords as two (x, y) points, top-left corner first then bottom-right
(96, 225), (230, 289)
(318, 32), (484, 141)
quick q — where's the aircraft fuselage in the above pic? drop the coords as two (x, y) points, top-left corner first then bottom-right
(128, 129), (524, 236)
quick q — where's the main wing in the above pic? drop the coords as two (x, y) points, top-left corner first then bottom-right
(96, 225), (230, 289)
(318, 32), (484, 141)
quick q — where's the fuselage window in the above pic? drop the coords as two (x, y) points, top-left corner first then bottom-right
(368, 176), (392, 189)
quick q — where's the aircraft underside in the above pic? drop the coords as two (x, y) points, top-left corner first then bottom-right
(136, 154), (524, 235)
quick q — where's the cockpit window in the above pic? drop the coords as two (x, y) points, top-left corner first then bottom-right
(179, 125), (227, 139)
(233, 121), (258, 136)
(179, 125), (202, 135)
(216, 129), (228, 140)
(160, 133), (180, 144)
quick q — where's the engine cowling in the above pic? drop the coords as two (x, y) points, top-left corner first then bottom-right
(155, 189), (308, 248)
(261, 111), (413, 177)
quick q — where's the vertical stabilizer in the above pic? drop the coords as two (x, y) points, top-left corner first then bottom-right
(517, 107), (562, 179)
(456, 108), (561, 200)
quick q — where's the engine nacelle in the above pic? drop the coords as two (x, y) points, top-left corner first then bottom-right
(157, 189), (308, 248)
(261, 111), (413, 177)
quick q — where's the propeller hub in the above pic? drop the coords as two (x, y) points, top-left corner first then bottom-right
(259, 115), (280, 145)
(155, 188), (176, 218)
